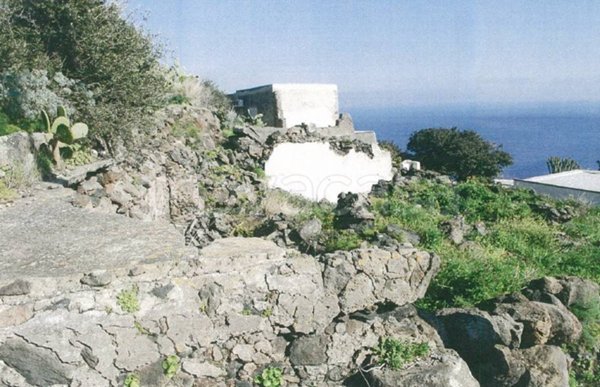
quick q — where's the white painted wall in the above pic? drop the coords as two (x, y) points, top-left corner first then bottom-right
(514, 180), (600, 205)
(265, 142), (393, 202)
(273, 84), (338, 128)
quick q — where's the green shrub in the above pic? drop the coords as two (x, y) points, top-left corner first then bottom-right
(254, 366), (283, 387)
(0, 70), (93, 128)
(409, 179), (459, 215)
(0, 112), (22, 136)
(406, 127), (512, 180)
(0, 0), (167, 145)
(373, 337), (429, 370)
(455, 180), (532, 222)
(165, 66), (229, 110)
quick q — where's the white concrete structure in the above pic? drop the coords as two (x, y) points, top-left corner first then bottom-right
(514, 169), (600, 205)
(401, 159), (421, 172)
(265, 142), (393, 202)
(232, 84), (339, 128)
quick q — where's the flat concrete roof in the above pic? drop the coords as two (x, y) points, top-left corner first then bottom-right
(235, 83), (337, 94)
(516, 170), (600, 193)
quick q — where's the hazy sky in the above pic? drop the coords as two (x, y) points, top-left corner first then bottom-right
(128, 0), (600, 109)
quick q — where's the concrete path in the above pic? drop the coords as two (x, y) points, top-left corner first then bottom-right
(0, 185), (195, 281)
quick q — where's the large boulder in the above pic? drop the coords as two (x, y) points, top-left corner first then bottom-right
(432, 277), (587, 386)
(367, 349), (479, 387)
(323, 245), (440, 313)
(0, 132), (35, 172)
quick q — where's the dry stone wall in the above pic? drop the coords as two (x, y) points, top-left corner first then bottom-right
(0, 237), (448, 386)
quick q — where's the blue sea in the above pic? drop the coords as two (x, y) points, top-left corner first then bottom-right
(350, 106), (600, 179)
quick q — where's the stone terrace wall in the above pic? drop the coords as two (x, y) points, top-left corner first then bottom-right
(0, 237), (448, 386)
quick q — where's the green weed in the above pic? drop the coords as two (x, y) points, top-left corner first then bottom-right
(254, 366), (283, 387)
(117, 285), (140, 313)
(162, 355), (180, 378)
(123, 373), (140, 387)
(373, 337), (430, 370)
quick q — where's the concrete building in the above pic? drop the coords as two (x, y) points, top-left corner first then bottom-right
(514, 169), (600, 205)
(231, 84), (338, 128)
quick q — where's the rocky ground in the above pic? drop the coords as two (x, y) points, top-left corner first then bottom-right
(0, 111), (598, 386)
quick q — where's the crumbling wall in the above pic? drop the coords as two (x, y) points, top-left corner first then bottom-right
(264, 142), (393, 202)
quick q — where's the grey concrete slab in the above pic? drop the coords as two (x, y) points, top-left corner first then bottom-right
(0, 186), (195, 281)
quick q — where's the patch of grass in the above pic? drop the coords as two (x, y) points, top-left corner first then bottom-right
(117, 285), (140, 313)
(222, 128), (235, 138)
(254, 366), (283, 387)
(253, 166), (266, 179)
(373, 337), (430, 370)
(171, 117), (201, 140)
(368, 178), (600, 309)
(0, 180), (18, 201)
(324, 229), (362, 252)
(418, 243), (531, 309)
(566, 298), (600, 386)
(133, 321), (150, 335)
(372, 195), (444, 249)
(482, 217), (561, 267)
(261, 189), (306, 218)
(1, 161), (38, 195)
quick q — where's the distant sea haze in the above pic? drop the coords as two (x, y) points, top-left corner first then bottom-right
(350, 106), (600, 179)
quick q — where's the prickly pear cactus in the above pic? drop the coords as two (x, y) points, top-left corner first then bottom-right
(41, 106), (88, 168)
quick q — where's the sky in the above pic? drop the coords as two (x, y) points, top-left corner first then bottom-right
(127, 0), (600, 110)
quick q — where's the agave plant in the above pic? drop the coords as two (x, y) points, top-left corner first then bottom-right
(41, 106), (88, 168)
(546, 156), (581, 174)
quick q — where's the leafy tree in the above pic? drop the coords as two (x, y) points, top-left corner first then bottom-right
(0, 0), (167, 148)
(406, 127), (512, 180)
